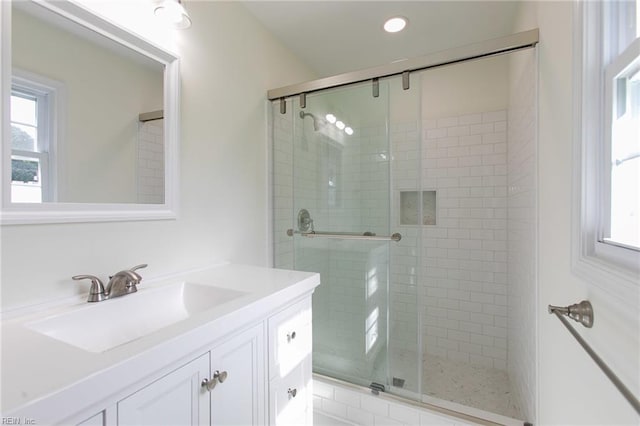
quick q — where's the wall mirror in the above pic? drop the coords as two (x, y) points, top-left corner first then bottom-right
(1, 0), (179, 224)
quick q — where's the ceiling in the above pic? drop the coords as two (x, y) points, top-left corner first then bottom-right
(242, 1), (523, 79)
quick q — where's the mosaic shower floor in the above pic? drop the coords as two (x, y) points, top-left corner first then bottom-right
(422, 354), (522, 420)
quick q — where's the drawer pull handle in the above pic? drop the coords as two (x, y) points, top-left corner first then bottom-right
(201, 377), (217, 391)
(287, 331), (297, 342)
(214, 370), (228, 383)
(202, 370), (228, 391)
(288, 387), (297, 398)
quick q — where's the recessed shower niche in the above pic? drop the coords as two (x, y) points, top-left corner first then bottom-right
(400, 190), (436, 225)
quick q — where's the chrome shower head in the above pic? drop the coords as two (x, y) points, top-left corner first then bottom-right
(299, 111), (319, 131)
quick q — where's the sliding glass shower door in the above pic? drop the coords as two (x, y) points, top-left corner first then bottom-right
(272, 76), (422, 399)
(294, 81), (392, 389)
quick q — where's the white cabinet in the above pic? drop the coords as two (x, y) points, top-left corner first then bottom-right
(118, 353), (210, 425)
(48, 293), (316, 426)
(268, 298), (313, 426)
(4, 265), (320, 426)
(117, 323), (266, 426)
(76, 411), (108, 426)
(208, 323), (265, 426)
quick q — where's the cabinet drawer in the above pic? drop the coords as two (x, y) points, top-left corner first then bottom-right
(269, 361), (312, 426)
(268, 297), (312, 379)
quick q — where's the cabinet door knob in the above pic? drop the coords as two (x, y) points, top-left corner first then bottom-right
(201, 377), (217, 391)
(287, 388), (297, 398)
(287, 331), (296, 342)
(214, 370), (228, 383)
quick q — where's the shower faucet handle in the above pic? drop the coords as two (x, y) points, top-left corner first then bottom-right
(297, 209), (314, 232)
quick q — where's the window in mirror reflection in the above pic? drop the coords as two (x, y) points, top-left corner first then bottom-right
(10, 79), (56, 203)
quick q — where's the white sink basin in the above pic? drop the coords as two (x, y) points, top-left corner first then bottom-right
(25, 282), (246, 353)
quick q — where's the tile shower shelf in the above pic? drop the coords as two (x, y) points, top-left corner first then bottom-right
(400, 190), (437, 225)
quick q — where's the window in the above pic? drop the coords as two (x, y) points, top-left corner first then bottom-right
(10, 72), (60, 203)
(574, 0), (640, 295)
(603, 1), (640, 252)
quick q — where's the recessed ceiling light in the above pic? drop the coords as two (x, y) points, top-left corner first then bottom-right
(383, 16), (407, 33)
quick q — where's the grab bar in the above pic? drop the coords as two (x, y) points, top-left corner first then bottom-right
(286, 229), (402, 242)
(549, 301), (640, 415)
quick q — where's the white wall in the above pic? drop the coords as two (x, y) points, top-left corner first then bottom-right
(0, 1), (315, 309)
(513, 1), (640, 424)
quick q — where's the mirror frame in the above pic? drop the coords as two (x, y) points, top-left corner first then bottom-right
(0, 0), (180, 225)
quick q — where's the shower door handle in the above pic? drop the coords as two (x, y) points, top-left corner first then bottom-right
(287, 229), (402, 242)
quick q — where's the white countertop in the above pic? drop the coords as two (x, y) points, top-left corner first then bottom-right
(0, 263), (320, 421)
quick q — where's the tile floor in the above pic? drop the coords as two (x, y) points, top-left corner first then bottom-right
(422, 354), (521, 419)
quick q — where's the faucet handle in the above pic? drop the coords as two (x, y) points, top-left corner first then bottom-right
(72, 275), (107, 302)
(127, 264), (147, 287)
(129, 263), (149, 271)
(130, 264), (148, 272)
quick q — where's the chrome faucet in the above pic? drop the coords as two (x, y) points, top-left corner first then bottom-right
(73, 264), (147, 302)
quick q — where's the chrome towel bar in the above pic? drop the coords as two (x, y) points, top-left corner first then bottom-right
(549, 301), (640, 415)
(286, 229), (402, 242)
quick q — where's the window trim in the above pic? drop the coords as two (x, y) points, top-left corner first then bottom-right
(10, 69), (65, 203)
(572, 0), (640, 305)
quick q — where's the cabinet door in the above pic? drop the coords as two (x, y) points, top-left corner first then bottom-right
(118, 353), (210, 426)
(209, 323), (265, 426)
(76, 411), (105, 426)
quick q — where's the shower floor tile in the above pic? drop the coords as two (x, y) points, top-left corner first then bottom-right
(423, 354), (522, 420)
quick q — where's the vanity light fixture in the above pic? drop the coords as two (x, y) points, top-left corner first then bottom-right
(154, 0), (192, 29)
(325, 113), (337, 124)
(383, 16), (407, 33)
(345, 127), (354, 136)
(335, 120), (346, 130)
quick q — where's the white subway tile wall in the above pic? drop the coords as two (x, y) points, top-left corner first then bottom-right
(389, 120), (421, 392)
(506, 51), (537, 421)
(416, 110), (509, 370)
(313, 377), (475, 426)
(313, 242), (389, 381)
(137, 119), (164, 204)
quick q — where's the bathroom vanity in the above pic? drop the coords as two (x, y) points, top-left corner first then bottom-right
(0, 263), (320, 425)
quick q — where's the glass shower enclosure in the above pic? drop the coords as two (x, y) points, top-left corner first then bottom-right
(272, 44), (537, 421)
